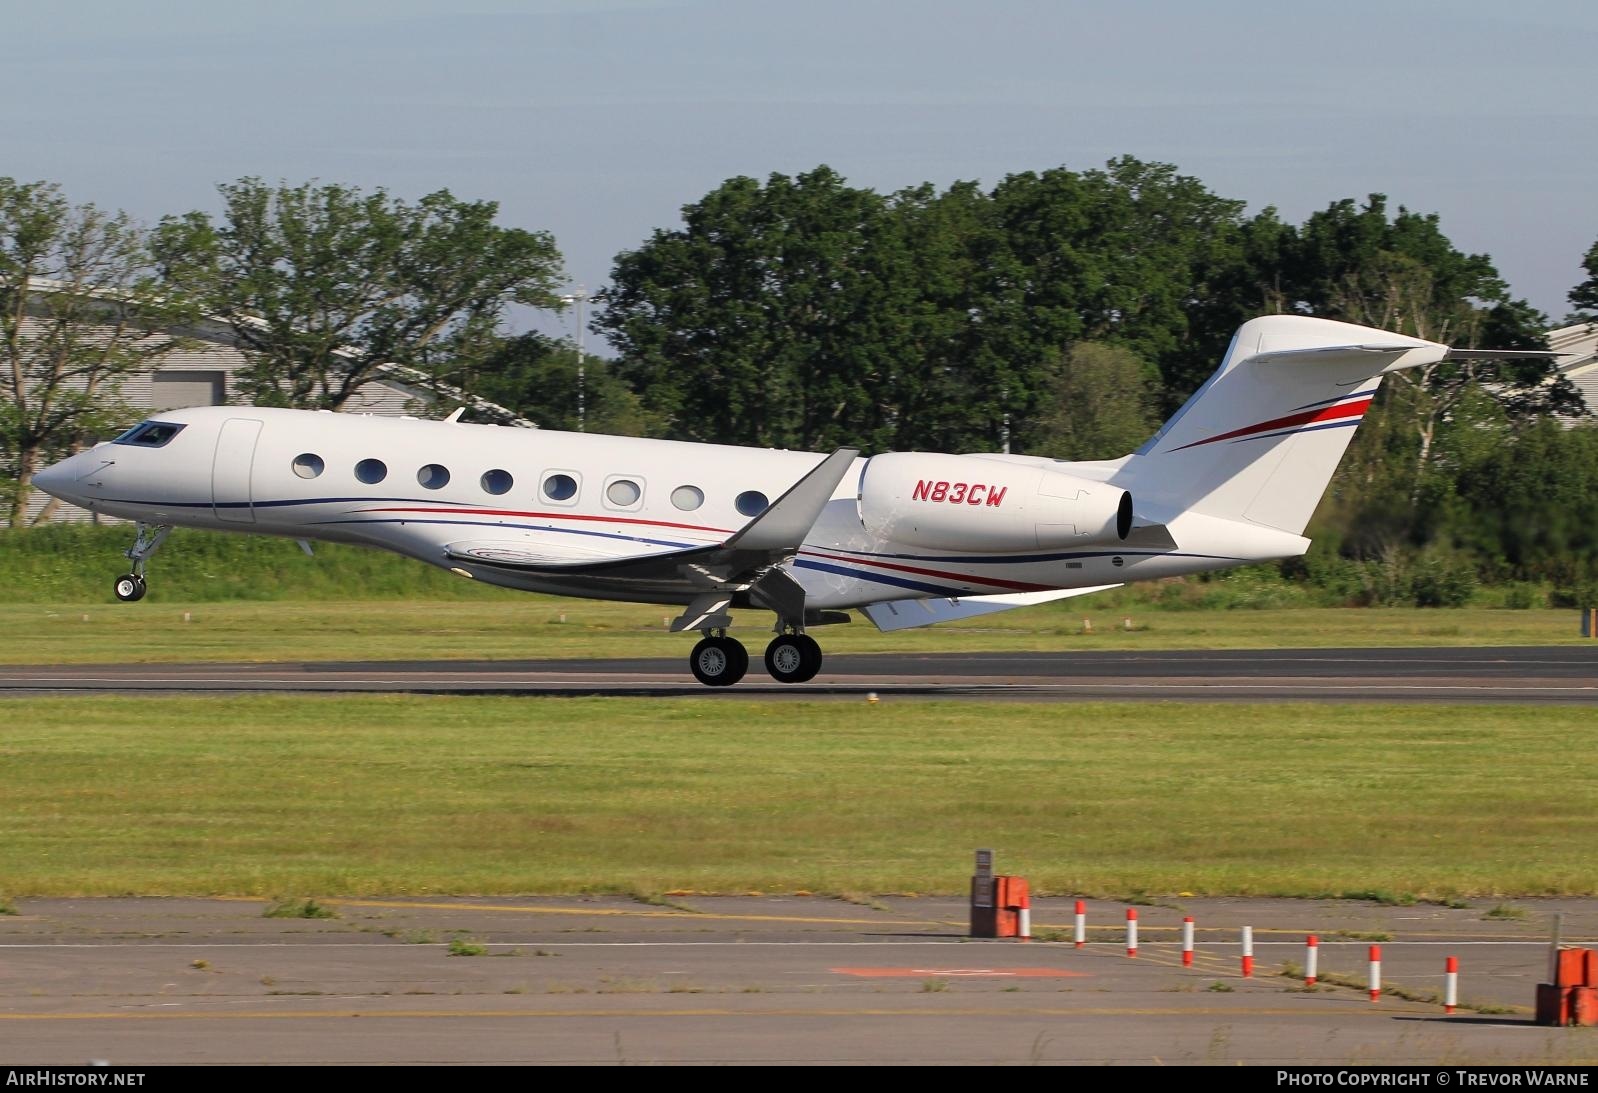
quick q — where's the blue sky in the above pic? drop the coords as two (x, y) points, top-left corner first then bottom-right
(4, 0), (1593, 341)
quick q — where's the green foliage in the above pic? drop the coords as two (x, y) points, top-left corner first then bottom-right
(463, 333), (665, 436)
(0, 177), (199, 526)
(263, 897), (336, 919)
(1026, 342), (1160, 459)
(599, 159), (1255, 451)
(448, 937), (487, 957)
(0, 524), (518, 603)
(1570, 238), (1598, 316)
(152, 178), (565, 410)
(1483, 902), (1528, 921)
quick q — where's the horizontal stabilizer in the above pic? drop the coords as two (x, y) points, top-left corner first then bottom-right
(1444, 348), (1560, 360)
(860, 586), (1120, 632)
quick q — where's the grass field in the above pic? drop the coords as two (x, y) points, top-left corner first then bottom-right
(0, 599), (1588, 664)
(1, 694), (1593, 899)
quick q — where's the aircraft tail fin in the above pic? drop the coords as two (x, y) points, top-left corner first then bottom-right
(1115, 316), (1448, 535)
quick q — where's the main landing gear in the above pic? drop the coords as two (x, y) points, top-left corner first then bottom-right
(113, 523), (171, 602)
(686, 629), (823, 687)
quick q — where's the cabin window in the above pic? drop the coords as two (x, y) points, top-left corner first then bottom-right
(481, 469), (514, 495)
(605, 478), (642, 508)
(735, 490), (769, 517)
(112, 421), (186, 448)
(355, 458), (387, 484)
(541, 473), (578, 502)
(417, 463), (451, 490)
(671, 485), (704, 511)
(292, 453), (325, 479)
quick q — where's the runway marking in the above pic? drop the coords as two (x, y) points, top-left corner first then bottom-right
(0, 1004), (1433, 1023)
(832, 967), (1087, 978)
(0, 939), (1566, 949)
(299, 896), (960, 929)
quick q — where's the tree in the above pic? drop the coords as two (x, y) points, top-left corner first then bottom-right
(152, 179), (565, 411)
(463, 332), (666, 437)
(1571, 238), (1598, 317)
(600, 167), (931, 451)
(1026, 342), (1160, 459)
(1275, 196), (1582, 497)
(0, 178), (195, 526)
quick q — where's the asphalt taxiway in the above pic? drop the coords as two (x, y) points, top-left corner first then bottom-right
(2, 896), (1595, 1065)
(0, 646), (1593, 703)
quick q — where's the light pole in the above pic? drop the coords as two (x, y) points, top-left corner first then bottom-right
(558, 287), (593, 432)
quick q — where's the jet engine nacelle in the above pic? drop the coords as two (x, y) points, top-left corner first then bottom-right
(857, 452), (1134, 552)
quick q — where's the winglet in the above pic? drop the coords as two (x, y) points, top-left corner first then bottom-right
(723, 448), (859, 553)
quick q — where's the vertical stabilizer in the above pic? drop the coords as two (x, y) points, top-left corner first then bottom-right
(1117, 316), (1446, 535)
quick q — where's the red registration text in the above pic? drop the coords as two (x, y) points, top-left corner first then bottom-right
(911, 480), (1008, 507)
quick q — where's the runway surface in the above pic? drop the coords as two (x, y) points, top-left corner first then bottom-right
(3, 896), (1595, 1065)
(1, 645), (1593, 703)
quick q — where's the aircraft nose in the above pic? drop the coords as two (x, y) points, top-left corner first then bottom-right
(32, 453), (87, 503)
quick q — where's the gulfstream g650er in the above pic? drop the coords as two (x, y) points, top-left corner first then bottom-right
(35, 315), (1532, 686)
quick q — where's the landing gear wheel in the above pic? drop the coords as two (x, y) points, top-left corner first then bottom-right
(765, 634), (822, 684)
(114, 574), (147, 602)
(689, 635), (748, 687)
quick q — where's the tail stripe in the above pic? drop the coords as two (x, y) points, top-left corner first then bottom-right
(1167, 396), (1371, 453)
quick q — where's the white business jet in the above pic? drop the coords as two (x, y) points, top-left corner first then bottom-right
(33, 314), (1535, 686)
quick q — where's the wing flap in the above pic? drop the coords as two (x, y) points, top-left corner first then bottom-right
(860, 586), (1121, 632)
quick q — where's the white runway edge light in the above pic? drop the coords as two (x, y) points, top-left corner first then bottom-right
(1241, 925), (1254, 978)
(1369, 945), (1382, 1003)
(1305, 935), (1319, 986)
(1074, 900), (1086, 949)
(1181, 916), (1194, 967)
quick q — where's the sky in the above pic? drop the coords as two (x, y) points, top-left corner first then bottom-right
(3, 0), (1594, 345)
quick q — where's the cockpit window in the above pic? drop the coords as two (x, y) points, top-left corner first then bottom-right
(112, 421), (186, 448)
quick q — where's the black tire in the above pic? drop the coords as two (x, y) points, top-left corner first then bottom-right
(690, 636), (747, 687)
(725, 637), (750, 682)
(794, 634), (822, 682)
(114, 574), (146, 602)
(764, 634), (820, 684)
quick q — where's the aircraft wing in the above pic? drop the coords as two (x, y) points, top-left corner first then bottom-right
(444, 448), (860, 598)
(860, 586), (1121, 632)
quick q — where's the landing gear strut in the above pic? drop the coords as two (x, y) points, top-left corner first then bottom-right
(114, 523), (171, 603)
(689, 631), (749, 687)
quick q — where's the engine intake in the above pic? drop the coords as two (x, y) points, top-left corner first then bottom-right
(858, 452), (1133, 552)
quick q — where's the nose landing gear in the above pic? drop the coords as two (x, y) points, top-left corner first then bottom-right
(114, 523), (171, 602)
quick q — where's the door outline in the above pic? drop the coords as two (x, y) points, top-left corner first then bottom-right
(212, 418), (262, 523)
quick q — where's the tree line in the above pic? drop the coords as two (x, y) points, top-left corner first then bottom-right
(2, 162), (1596, 600)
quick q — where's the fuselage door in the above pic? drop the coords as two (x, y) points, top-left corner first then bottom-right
(212, 418), (262, 523)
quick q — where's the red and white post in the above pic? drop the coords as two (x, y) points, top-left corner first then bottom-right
(1369, 945), (1382, 1003)
(1126, 908), (1138, 957)
(1444, 956), (1458, 1015)
(1241, 926), (1254, 978)
(1305, 935), (1319, 987)
(1018, 891), (1032, 942)
(1074, 900), (1086, 949)
(1182, 916), (1195, 967)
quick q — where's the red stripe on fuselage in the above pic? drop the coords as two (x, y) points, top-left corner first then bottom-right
(1168, 397), (1371, 452)
(356, 506), (734, 536)
(801, 549), (1055, 593)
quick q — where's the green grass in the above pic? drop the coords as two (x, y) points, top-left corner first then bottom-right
(0, 599), (1587, 665)
(0, 694), (1594, 897)
(262, 897), (337, 919)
